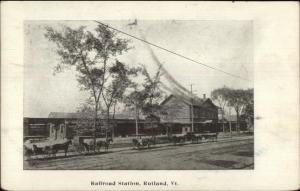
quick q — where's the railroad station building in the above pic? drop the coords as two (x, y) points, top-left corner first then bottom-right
(159, 94), (219, 133)
(23, 94), (234, 140)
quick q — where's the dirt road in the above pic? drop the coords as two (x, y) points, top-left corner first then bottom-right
(24, 136), (254, 170)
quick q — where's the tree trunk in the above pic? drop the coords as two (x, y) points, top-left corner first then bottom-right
(222, 122), (225, 133)
(228, 108), (232, 137)
(112, 102), (117, 139)
(150, 98), (154, 136)
(221, 111), (225, 133)
(166, 125), (168, 136)
(135, 105), (139, 136)
(106, 109), (110, 139)
(236, 111), (240, 133)
(229, 121), (232, 137)
(93, 105), (98, 152)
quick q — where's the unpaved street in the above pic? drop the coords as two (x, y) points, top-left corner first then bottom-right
(24, 136), (254, 170)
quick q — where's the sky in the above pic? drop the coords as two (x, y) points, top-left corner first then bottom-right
(24, 20), (253, 117)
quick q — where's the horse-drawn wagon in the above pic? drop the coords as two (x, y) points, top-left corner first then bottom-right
(24, 138), (72, 159)
(169, 133), (187, 145)
(132, 134), (156, 149)
(185, 132), (218, 143)
(73, 135), (113, 153)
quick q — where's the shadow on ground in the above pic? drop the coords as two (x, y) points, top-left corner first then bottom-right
(201, 159), (238, 168)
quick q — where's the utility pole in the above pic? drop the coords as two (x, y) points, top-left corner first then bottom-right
(229, 107), (232, 138)
(190, 84), (194, 132)
(135, 104), (138, 136)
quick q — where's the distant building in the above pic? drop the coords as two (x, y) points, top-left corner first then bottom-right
(24, 94), (231, 140)
(160, 94), (219, 133)
(47, 112), (140, 138)
(48, 112), (85, 119)
(23, 117), (70, 141)
(24, 112), (146, 140)
(160, 94), (218, 122)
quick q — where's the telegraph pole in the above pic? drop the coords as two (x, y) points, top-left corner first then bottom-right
(229, 107), (232, 138)
(135, 104), (138, 136)
(190, 84), (194, 132)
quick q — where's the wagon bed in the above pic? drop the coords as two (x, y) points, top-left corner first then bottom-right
(24, 139), (70, 150)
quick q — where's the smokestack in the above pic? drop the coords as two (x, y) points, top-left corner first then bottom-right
(203, 94), (206, 99)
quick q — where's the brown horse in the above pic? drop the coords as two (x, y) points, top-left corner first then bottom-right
(96, 138), (113, 152)
(50, 140), (72, 157)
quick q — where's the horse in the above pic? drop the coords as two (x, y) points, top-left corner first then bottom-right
(187, 134), (204, 144)
(185, 133), (198, 143)
(81, 141), (90, 152)
(132, 139), (141, 149)
(49, 139), (72, 157)
(132, 136), (156, 149)
(96, 138), (113, 152)
(145, 136), (156, 147)
(32, 144), (50, 157)
(170, 135), (186, 145)
(76, 138), (94, 153)
(202, 133), (218, 142)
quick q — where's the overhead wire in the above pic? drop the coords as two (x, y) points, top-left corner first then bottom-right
(94, 20), (250, 82)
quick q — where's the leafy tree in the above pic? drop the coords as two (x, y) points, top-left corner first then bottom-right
(141, 65), (163, 112)
(123, 65), (164, 135)
(211, 87), (254, 132)
(226, 88), (254, 132)
(124, 87), (146, 135)
(240, 89), (254, 130)
(101, 60), (139, 137)
(75, 102), (96, 136)
(44, 24), (130, 150)
(140, 65), (164, 134)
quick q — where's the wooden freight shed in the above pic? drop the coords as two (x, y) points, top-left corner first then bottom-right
(160, 94), (219, 134)
(23, 117), (74, 141)
(23, 117), (50, 140)
(24, 112), (147, 139)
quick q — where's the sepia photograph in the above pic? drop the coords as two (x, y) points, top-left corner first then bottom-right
(23, 20), (254, 170)
(1, 2), (299, 191)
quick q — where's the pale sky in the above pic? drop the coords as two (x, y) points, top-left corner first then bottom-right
(24, 20), (253, 117)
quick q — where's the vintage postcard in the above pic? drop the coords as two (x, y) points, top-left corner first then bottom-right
(1, 1), (299, 190)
